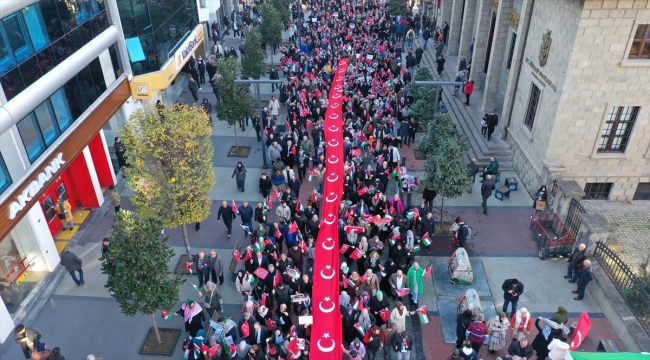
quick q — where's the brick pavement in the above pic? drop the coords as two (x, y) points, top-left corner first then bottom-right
(581, 200), (650, 272)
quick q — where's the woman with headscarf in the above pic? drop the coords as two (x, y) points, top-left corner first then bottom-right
(355, 308), (376, 334)
(359, 291), (372, 311)
(249, 345), (265, 360)
(356, 236), (369, 273)
(532, 306), (568, 360)
(186, 329), (207, 360)
(176, 298), (206, 337)
(487, 311), (509, 353)
(392, 243), (410, 271)
(234, 340), (251, 360)
(455, 309), (473, 349)
(348, 338), (366, 359)
(389, 301), (415, 333)
(342, 305), (358, 343)
(339, 262), (351, 293)
(511, 307), (533, 341)
(404, 230), (415, 250)
(369, 290), (390, 326)
(198, 281), (223, 319)
(236, 271), (253, 303)
(232, 161), (247, 192)
(379, 259), (398, 294)
(252, 281), (266, 304)
(407, 262), (425, 304)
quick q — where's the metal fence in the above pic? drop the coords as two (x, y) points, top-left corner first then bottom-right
(593, 241), (650, 337)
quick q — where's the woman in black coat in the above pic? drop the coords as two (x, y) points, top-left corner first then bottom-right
(455, 309), (473, 349)
(176, 298), (206, 337)
(341, 306), (358, 343)
(369, 292), (390, 326)
(379, 259), (398, 294)
(533, 185), (548, 215)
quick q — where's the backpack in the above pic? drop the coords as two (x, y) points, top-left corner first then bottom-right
(463, 224), (472, 239)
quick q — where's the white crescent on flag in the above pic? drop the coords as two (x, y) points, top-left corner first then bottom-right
(328, 140), (339, 147)
(328, 124), (339, 131)
(325, 193), (338, 202)
(323, 214), (336, 224)
(327, 173), (339, 182)
(327, 155), (339, 164)
(318, 297), (336, 313)
(320, 265), (335, 280)
(317, 334), (336, 352)
(322, 237), (335, 250)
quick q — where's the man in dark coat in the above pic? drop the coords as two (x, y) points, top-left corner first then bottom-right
(238, 201), (254, 238)
(480, 174), (496, 215)
(420, 211), (435, 240)
(238, 311), (256, 343)
(197, 56), (206, 83)
(192, 251), (210, 288)
(573, 259), (593, 300)
(487, 110), (499, 141)
(565, 243), (586, 282)
(268, 67), (280, 92)
(436, 54), (446, 76)
(506, 338), (534, 359)
(14, 324), (41, 359)
(217, 201), (235, 238)
(60, 247), (84, 286)
(114, 136), (127, 168)
(467, 157), (480, 193)
(501, 278), (524, 318)
(442, 21), (450, 44)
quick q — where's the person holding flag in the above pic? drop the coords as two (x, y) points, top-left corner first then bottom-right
(217, 201), (236, 238)
(407, 262), (425, 304)
(237, 201), (254, 238)
(175, 298), (206, 337)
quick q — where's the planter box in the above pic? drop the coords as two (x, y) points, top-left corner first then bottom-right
(139, 327), (181, 356)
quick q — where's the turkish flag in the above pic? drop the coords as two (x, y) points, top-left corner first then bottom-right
(254, 267), (269, 280)
(379, 309), (390, 322)
(342, 274), (348, 289)
(358, 272), (367, 283)
(232, 250), (241, 263)
(339, 244), (350, 254)
(273, 271), (283, 286)
(231, 200), (237, 212)
(261, 293), (267, 307)
(345, 226), (364, 233)
(350, 248), (363, 260)
(240, 321), (250, 338)
(275, 228), (282, 239)
(286, 337), (300, 356)
(289, 221), (298, 233)
(570, 312), (591, 350)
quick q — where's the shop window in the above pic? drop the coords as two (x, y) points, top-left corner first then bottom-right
(524, 83), (541, 130)
(17, 115), (47, 163)
(598, 106), (639, 153)
(629, 24), (650, 59)
(2, 13), (33, 63)
(584, 183), (613, 200)
(22, 4), (50, 52)
(0, 154), (12, 195)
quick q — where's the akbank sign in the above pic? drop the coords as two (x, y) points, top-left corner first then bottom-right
(174, 26), (204, 72)
(9, 153), (66, 219)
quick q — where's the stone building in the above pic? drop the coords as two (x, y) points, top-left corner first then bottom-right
(438, 0), (650, 201)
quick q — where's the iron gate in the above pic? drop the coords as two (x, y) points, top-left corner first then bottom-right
(565, 198), (586, 238)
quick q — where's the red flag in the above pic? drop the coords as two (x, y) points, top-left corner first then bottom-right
(344, 226), (364, 233)
(268, 197), (273, 210)
(350, 248), (363, 260)
(233, 250), (241, 263)
(240, 321), (250, 337)
(299, 239), (308, 253)
(271, 189), (280, 201)
(254, 267), (269, 279)
(231, 200), (237, 212)
(185, 262), (192, 274)
(425, 265), (432, 279)
(261, 293), (267, 307)
(264, 239), (273, 245)
(287, 325), (297, 337)
(570, 312), (592, 350)
(358, 272), (367, 283)
(244, 250), (252, 261)
(286, 337), (300, 356)
(273, 251), (278, 260)
(273, 271), (282, 286)
(201, 343), (209, 352)
(379, 309), (390, 322)
(289, 221), (298, 233)
(358, 299), (365, 311)
(339, 244), (350, 254)
(342, 274), (348, 289)
(274, 227), (282, 239)
(295, 200), (303, 212)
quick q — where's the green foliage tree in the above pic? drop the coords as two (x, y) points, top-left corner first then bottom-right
(418, 113), (472, 223)
(120, 103), (214, 257)
(270, 0), (291, 26)
(241, 28), (267, 79)
(102, 211), (185, 344)
(258, 3), (283, 64)
(215, 57), (257, 148)
(407, 67), (438, 126)
(385, 0), (407, 18)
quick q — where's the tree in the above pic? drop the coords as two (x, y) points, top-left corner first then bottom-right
(120, 103), (214, 257)
(102, 211), (185, 344)
(407, 67), (438, 126)
(215, 57), (257, 149)
(385, 0), (407, 18)
(241, 27), (267, 80)
(258, 3), (283, 64)
(270, 0), (291, 26)
(418, 113), (472, 224)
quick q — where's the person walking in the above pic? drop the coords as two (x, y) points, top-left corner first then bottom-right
(486, 110), (499, 141)
(463, 78), (474, 106)
(573, 259), (593, 300)
(407, 262), (425, 304)
(532, 185), (548, 215)
(406, 28), (415, 49)
(192, 252), (210, 288)
(422, 27), (431, 50)
(189, 77), (199, 102)
(480, 174), (496, 215)
(207, 249), (224, 285)
(453, 72), (463, 97)
(109, 185), (120, 212)
(217, 200), (236, 238)
(454, 216), (470, 248)
(56, 197), (74, 231)
(467, 158), (479, 194)
(481, 113), (488, 138)
(455, 309), (473, 349)
(565, 243), (586, 283)
(501, 278), (524, 318)
(232, 162), (247, 192)
(175, 298), (206, 337)
(393, 331), (414, 360)
(198, 281), (223, 318)
(436, 55), (446, 76)
(466, 313), (489, 353)
(60, 247), (84, 286)
(269, 96), (280, 119)
(238, 201), (254, 238)
(14, 324), (41, 359)
(268, 67), (279, 92)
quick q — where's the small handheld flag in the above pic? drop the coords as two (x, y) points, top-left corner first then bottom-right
(185, 262), (193, 275)
(161, 310), (173, 320)
(416, 305), (430, 324)
(191, 283), (201, 292)
(231, 200), (237, 212)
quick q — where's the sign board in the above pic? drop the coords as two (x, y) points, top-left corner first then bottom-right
(15, 272), (28, 286)
(9, 153), (66, 219)
(131, 82), (152, 100)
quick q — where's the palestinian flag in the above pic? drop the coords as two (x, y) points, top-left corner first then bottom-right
(191, 283), (201, 292)
(295, 200), (304, 212)
(231, 200), (237, 212)
(352, 300), (359, 310)
(342, 274), (349, 289)
(233, 249), (241, 262)
(289, 221), (298, 233)
(185, 262), (193, 275)
(193, 343), (200, 358)
(358, 299), (365, 311)
(411, 245), (421, 253)
(406, 208), (419, 221)
(389, 238), (396, 246)
(161, 310), (173, 320)
(253, 242), (262, 252)
(421, 232), (431, 247)
(354, 323), (366, 336)
(416, 305), (430, 324)
(240, 224), (250, 232)
(271, 189), (281, 201)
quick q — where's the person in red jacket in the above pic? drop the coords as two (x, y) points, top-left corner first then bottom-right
(464, 78), (475, 106)
(465, 313), (489, 353)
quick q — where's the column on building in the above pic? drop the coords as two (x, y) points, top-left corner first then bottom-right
(499, 0), (534, 136)
(468, 0), (495, 90)
(482, 0), (513, 112)
(446, 0), (465, 56)
(439, 0), (453, 30)
(457, 0), (478, 70)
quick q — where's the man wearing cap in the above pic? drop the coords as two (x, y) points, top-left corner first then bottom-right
(501, 278), (524, 318)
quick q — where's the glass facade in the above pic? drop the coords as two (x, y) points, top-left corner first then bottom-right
(0, 1), (108, 101)
(0, 154), (11, 195)
(16, 57), (107, 163)
(117, 0), (198, 74)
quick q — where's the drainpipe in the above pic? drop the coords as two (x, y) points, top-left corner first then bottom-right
(503, 0), (534, 141)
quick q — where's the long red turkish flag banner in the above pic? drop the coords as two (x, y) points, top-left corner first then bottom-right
(310, 58), (348, 357)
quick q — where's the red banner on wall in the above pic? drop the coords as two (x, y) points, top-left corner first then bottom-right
(310, 58), (349, 358)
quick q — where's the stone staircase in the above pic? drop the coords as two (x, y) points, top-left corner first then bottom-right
(414, 39), (514, 172)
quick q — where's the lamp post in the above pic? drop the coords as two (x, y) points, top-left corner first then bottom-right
(234, 79), (283, 169)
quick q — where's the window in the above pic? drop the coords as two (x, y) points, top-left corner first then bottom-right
(33, 101), (60, 146)
(629, 24), (650, 59)
(0, 154), (12, 195)
(3, 13), (33, 62)
(17, 115), (46, 162)
(524, 84), (541, 130)
(507, 33), (517, 69)
(598, 106), (639, 153)
(584, 183), (613, 200)
(0, 33), (16, 74)
(22, 4), (49, 52)
(50, 89), (73, 131)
